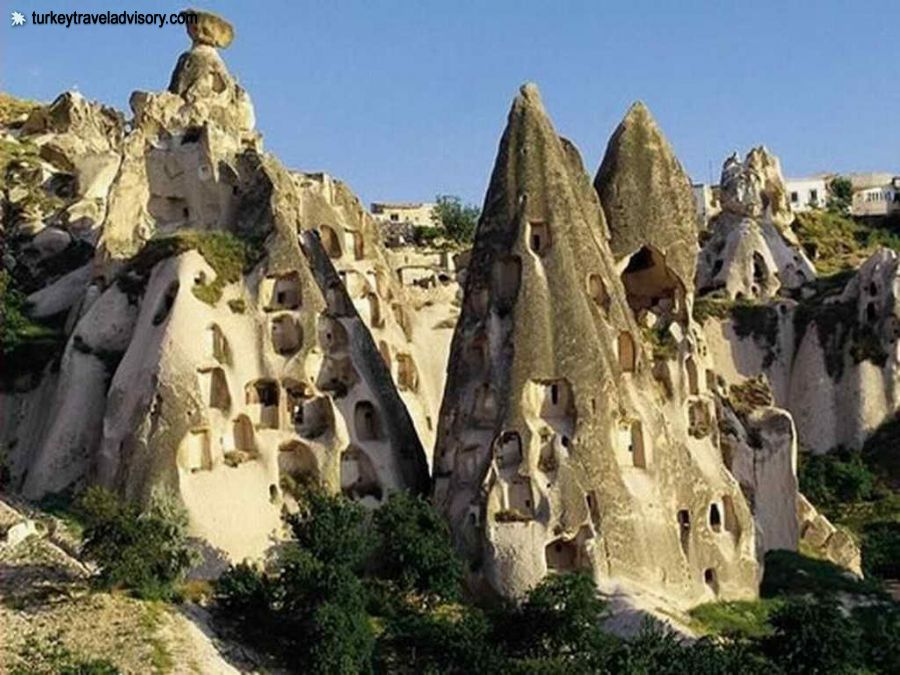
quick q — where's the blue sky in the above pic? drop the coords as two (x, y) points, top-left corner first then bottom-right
(2, 1), (898, 207)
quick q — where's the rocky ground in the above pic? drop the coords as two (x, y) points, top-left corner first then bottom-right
(0, 498), (255, 674)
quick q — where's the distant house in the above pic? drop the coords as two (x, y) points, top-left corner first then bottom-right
(849, 173), (900, 218)
(785, 176), (830, 213)
(371, 202), (438, 228)
(371, 201), (441, 247)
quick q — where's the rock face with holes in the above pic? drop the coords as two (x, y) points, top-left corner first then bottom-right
(290, 171), (453, 459)
(0, 11), (428, 564)
(594, 101), (698, 308)
(701, 246), (900, 458)
(434, 84), (758, 607)
(697, 148), (815, 300)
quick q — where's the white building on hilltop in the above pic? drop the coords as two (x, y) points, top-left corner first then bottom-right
(785, 175), (830, 213)
(371, 201), (438, 228)
(849, 173), (900, 218)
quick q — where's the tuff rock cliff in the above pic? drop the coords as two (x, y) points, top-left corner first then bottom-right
(697, 148), (816, 300)
(0, 9), (867, 617)
(0, 11), (437, 564)
(434, 85), (760, 607)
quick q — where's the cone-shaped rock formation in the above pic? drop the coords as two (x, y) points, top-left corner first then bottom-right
(434, 84), (758, 605)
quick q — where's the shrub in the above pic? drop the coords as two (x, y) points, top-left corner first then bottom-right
(861, 521), (900, 579)
(762, 597), (862, 674)
(761, 549), (882, 599)
(375, 604), (498, 674)
(798, 447), (876, 513)
(216, 491), (375, 674)
(78, 486), (196, 600)
(285, 488), (371, 569)
(853, 603), (900, 673)
(371, 492), (462, 604)
(492, 572), (614, 669)
(433, 195), (480, 244)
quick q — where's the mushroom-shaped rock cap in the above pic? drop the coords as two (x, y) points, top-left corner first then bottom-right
(594, 101), (698, 292)
(185, 8), (234, 48)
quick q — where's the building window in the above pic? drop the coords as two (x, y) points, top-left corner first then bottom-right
(809, 189), (818, 204)
(790, 191), (798, 203)
(390, 213), (399, 222)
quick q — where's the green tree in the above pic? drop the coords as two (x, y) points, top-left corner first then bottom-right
(762, 597), (862, 674)
(216, 490), (375, 674)
(1, 270), (39, 353)
(493, 573), (615, 670)
(433, 195), (480, 244)
(827, 176), (853, 215)
(371, 492), (463, 604)
(78, 486), (196, 600)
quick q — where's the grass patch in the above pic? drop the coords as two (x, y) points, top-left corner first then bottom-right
(692, 295), (733, 323)
(0, 92), (42, 126)
(120, 231), (251, 305)
(728, 376), (773, 417)
(688, 599), (781, 638)
(140, 602), (174, 674)
(793, 210), (900, 276)
(642, 322), (678, 361)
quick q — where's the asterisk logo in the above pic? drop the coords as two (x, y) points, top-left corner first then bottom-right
(11, 11), (26, 26)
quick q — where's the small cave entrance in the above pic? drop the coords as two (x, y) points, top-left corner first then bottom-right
(365, 293), (384, 328)
(621, 246), (684, 319)
(377, 341), (391, 371)
(685, 356), (700, 395)
(704, 568), (719, 595)
(179, 428), (212, 472)
(544, 529), (592, 573)
(278, 440), (320, 488)
(502, 476), (534, 520)
(316, 356), (359, 395)
(319, 224), (343, 258)
(232, 414), (255, 454)
(752, 252), (768, 285)
(272, 314), (303, 355)
(206, 323), (228, 364)
(298, 396), (333, 438)
(341, 445), (383, 503)
(722, 495), (740, 538)
(618, 332), (636, 373)
(528, 221), (551, 255)
(199, 367), (231, 412)
(349, 230), (365, 260)
(491, 256), (521, 315)
(494, 431), (523, 469)
(709, 502), (722, 533)
(354, 401), (383, 441)
(153, 280), (179, 326)
(677, 509), (691, 557)
(472, 383), (498, 427)
(246, 379), (280, 429)
(265, 272), (302, 311)
(586, 273), (609, 311)
(688, 400), (712, 439)
(318, 316), (349, 353)
(284, 380), (311, 423)
(628, 420), (646, 468)
(395, 353), (419, 391)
